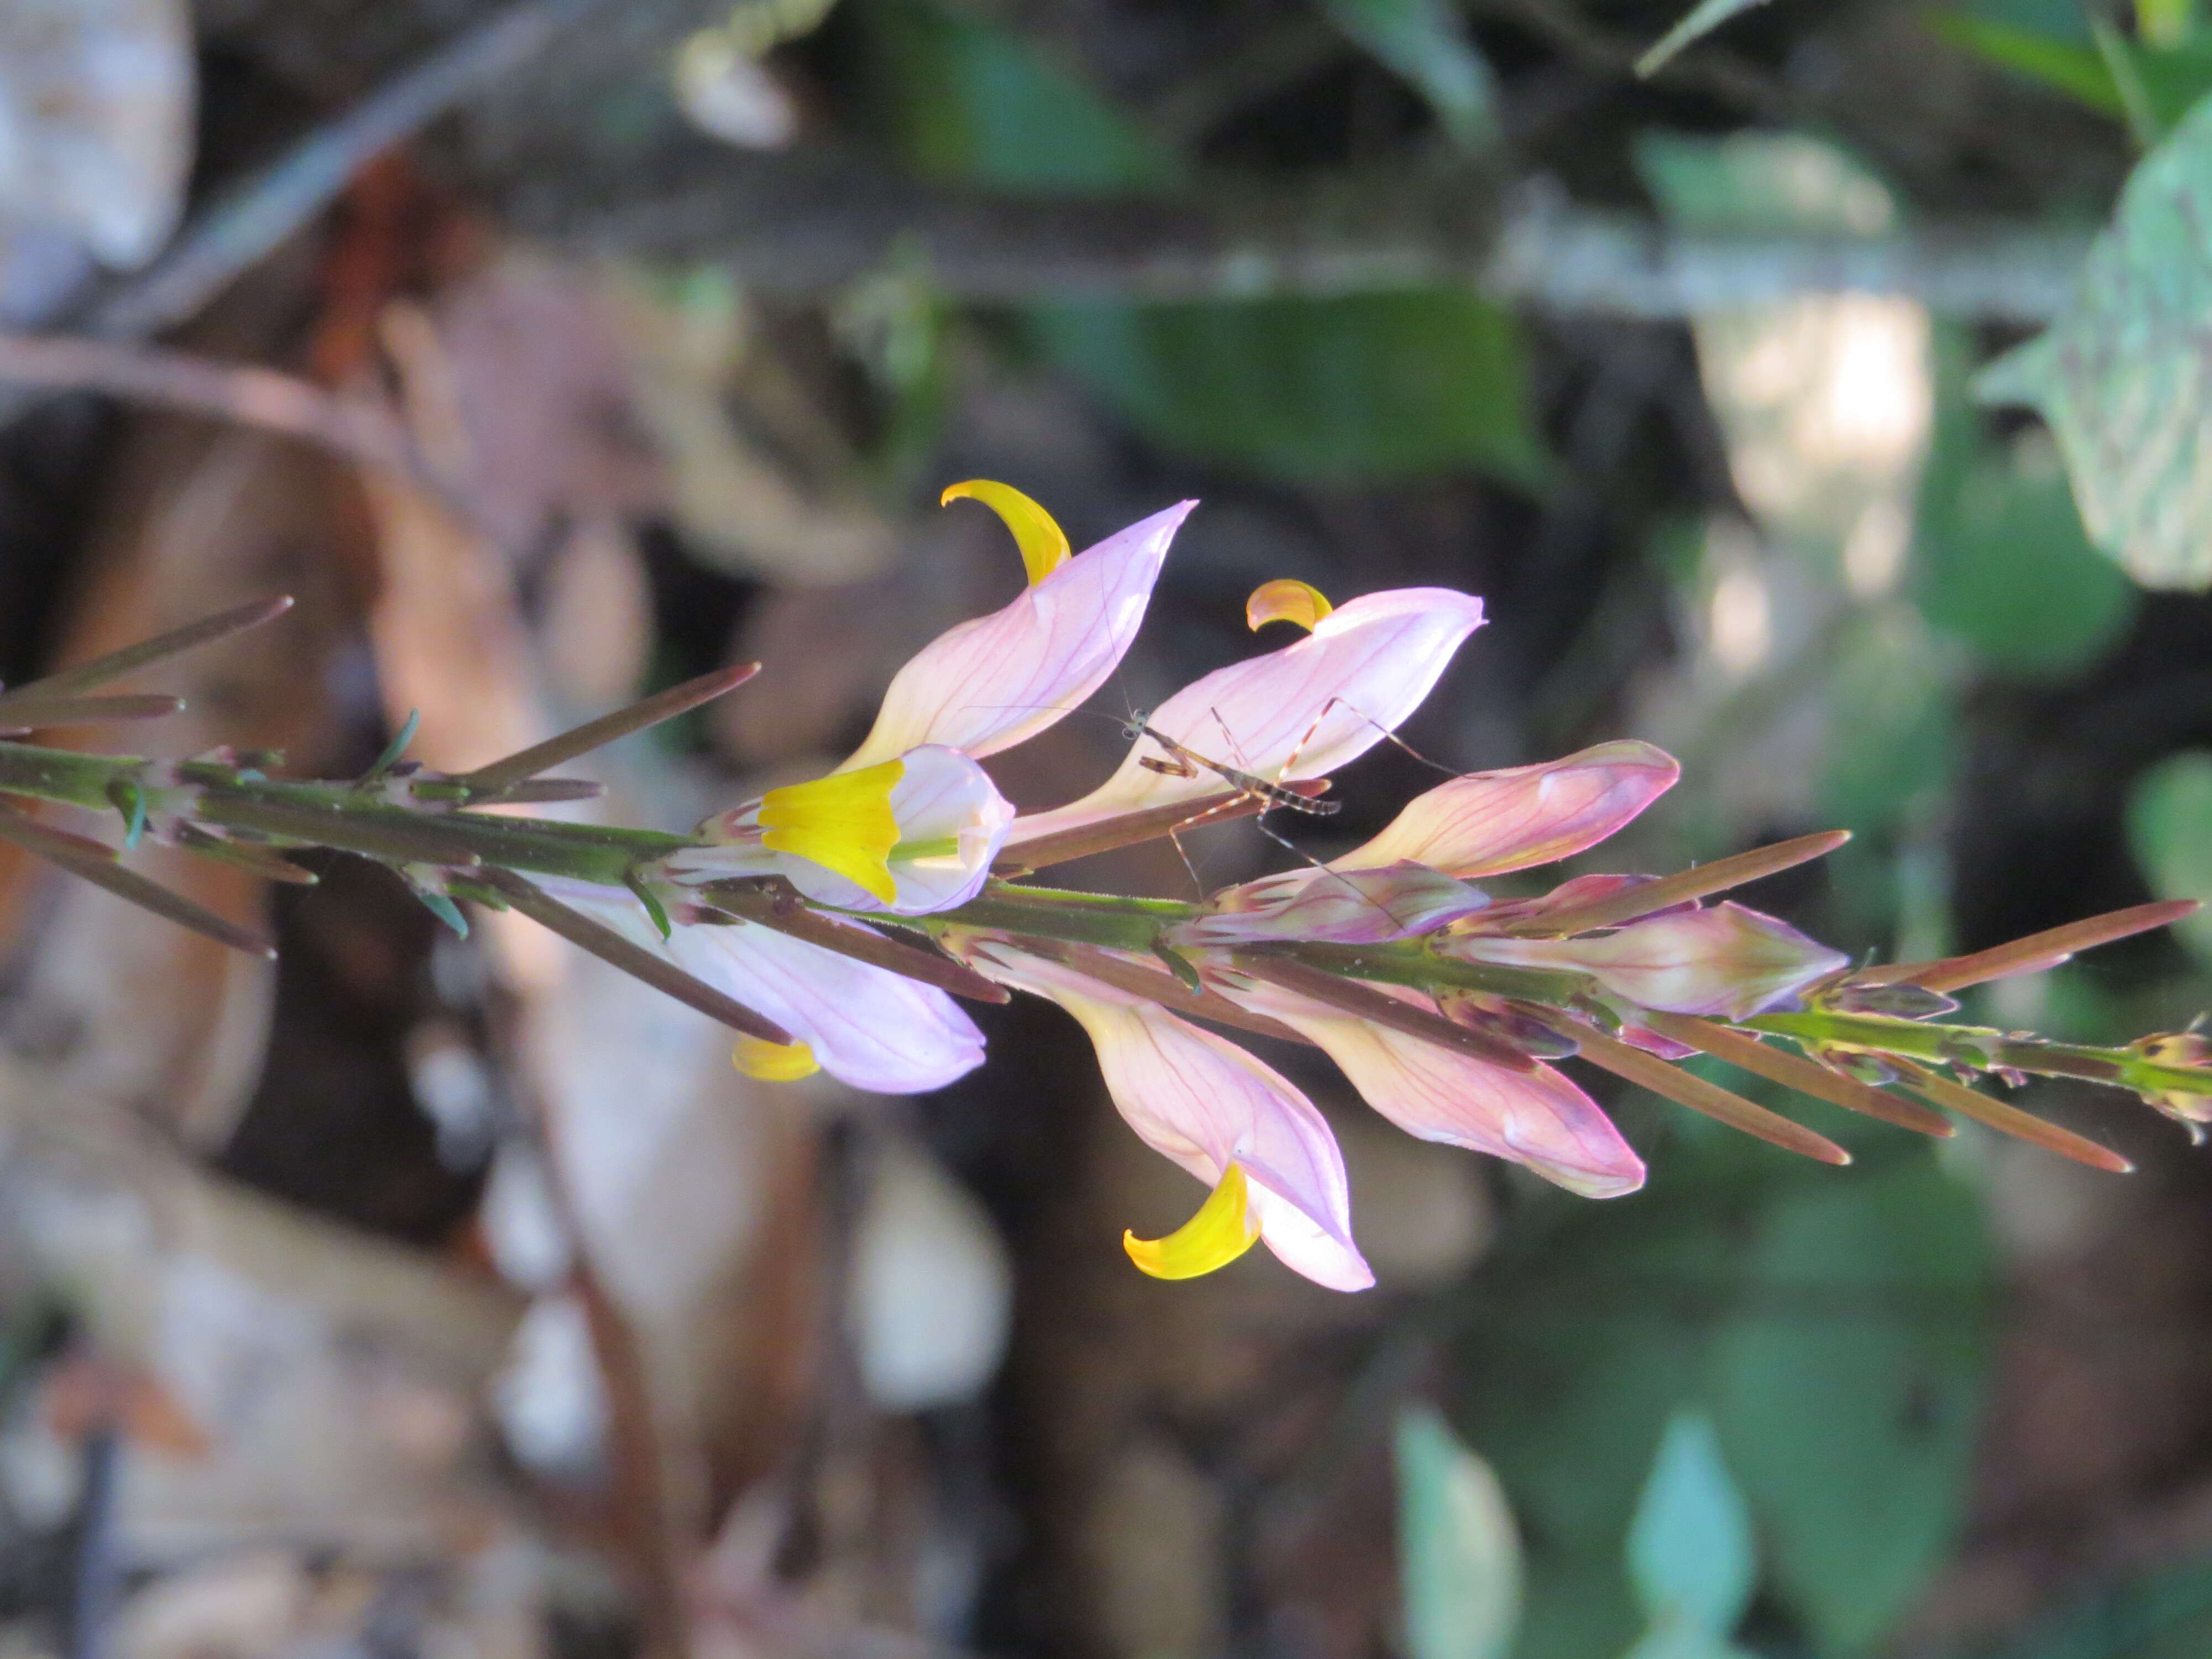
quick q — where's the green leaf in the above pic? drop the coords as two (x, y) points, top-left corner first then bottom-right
(1816, 611), (1957, 831)
(1975, 93), (2212, 588)
(1318, 0), (1500, 149)
(2126, 751), (2212, 961)
(1635, 131), (1895, 236)
(1931, 14), (2212, 123)
(1990, 1559), (2212, 1659)
(1620, 1623), (1754, 1659)
(1913, 437), (2139, 679)
(1636, 0), (1780, 77)
(861, 0), (1545, 487)
(1396, 1405), (1524, 1659)
(1706, 1157), (1990, 1656)
(1030, 293), (1550, 486)
(862, 0), (1172, 192)
(1625, 1411), (1756, 1637)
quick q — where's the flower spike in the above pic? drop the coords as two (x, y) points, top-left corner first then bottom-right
(941, 479), (1071, 585)
(1125, 1164), (1264, 1280)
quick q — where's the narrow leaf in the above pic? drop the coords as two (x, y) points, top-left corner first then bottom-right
(1640, 1012), (1952, 1138)
(1055, 942), (1316, 1049)
(457, 663), (761, 791)
(1234, 951), (1536, 1072)
(363, 709), (422, 780)
(1396, 1405), (1522, 1659)
(1567, 1024), (1851, 1165)
(1320, 0), (1501, 149)
(1637, 0), (1777, 76)
(1859, 899), (2201, 991)
(0, 595), (293, 705)
(1503, 832), (1852, 938)
(174, 823), (319, 884)
(1892, 1060), (2133, 1173)
(0, 693), (187, 731)
(0, 810), (274, 958)
(477, 868), (794, 1044)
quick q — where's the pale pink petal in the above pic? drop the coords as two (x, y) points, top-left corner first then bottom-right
(841, 501), (1194, 770)
(1331, 741), (1679, 877)
(1448, 901), (1848, 1020)
(1006, 587), (1485, 845)
(962, 938), (1371, 1291)
(1215, 973), (1645, 1198)
(665, 919), (987, 1092)
(780, 745), (1015, 914)
(1171, 862), (1490, 947)
(554, 885), (987, 1092)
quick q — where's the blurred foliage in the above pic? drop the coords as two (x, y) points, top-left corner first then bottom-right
(858, 0), (1548, 485)
(1397, 1405), (1525, 1659)
(1623, 1410), (1755, 1659)
(1979, 91), (2212, 588)
(1635, 0), (1780, 76)
(2128, 752), (2212, 960)
(1316, 0), (1501, 149)
(1916, 330), (2139, 679)
(1455, 1131), (1987, 1659)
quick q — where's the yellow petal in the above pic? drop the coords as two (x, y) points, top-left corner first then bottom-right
(734, 1036), (820, 1081)
(1123, 1163), (1263, 1280)
(941, 479), (1071, 586)
(1245, 578), (1333, 633)
(759, 758), (903, 902)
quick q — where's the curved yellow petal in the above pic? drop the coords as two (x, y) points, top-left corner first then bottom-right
(759, 758), (903, 902)
(1245, 578), (1333, 633)
(734, 1036), (820, 1081)
(1123, 1162), (1263, 1280)
(941, 479), (1071, 586)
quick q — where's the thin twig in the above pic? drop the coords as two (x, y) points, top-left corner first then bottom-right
(0, 334), (414, 471)
(87, 0), (603, 342)
(542, 155), (2092, 321)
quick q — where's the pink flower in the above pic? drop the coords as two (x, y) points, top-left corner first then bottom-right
(1331, 742), (1679, 877)
(1202, 967), (1646, 1199)
(842, 497), (1193, 769)
(659, 486), (1190, 917)
(1448, 901), (1848, 1020)
(956, 935), (1372, 1291)
(552, 884), (987, 1094)
(1005, 587), (1488, 847)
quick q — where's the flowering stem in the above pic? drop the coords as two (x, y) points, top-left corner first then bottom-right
(0, 740), (686, 886)
(1744, 1010), (2209, 1099)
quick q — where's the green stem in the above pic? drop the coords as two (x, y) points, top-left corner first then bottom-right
(1744, 1010), (2212, 1100)
(0, 740), (686, 886)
